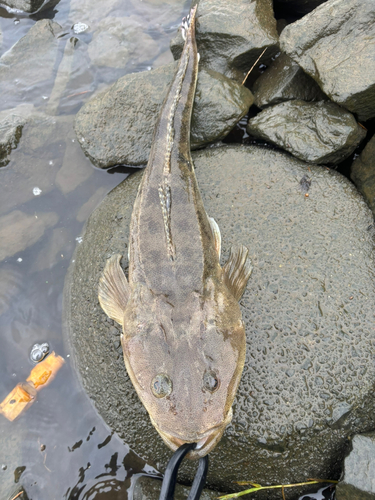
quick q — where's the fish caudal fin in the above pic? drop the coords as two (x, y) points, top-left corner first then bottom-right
(223, 245), (252, 301)
(208, 217), (221, 260)
(98, 254), (130, 326)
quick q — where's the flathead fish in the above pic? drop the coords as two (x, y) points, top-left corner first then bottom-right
(98, 6), (252, 459)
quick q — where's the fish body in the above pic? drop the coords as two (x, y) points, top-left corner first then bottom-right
(98, 7), (252, 459)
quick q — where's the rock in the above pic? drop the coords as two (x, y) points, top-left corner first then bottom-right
(279, 0), (375, 122)
(32, 227), (75, 272)
(1, 0), (45, 13)
(0, 112), (28, 167)
(88, 16), (159, 69)
(170, 0), (278, 83)
(0, 114), (72, 216)
(64, 145), (375, 497)
(0, 266), (24, 316)
(0, 20), (62, 111)
(336, 433), (375, 499)
(350, 135), (375, 218)
(252, 53), (326, 109)
(133, 475), (221, 500)
(0, 210), (59, 261)
(68, 0), (125, 30)
(74, 63), (253, 168)
(246, 100), (366, 165)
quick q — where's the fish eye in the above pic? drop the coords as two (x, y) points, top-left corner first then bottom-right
(151, 374), (173, 398)
(203, 370), (220, 393)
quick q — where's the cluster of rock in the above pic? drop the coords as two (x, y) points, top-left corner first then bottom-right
(1, 0), (375, 497)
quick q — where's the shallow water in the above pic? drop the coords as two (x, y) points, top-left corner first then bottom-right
(0, 0), (336, 498)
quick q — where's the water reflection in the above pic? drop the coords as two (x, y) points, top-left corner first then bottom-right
(0, 0), (186, 496)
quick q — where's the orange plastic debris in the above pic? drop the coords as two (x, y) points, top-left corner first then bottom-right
(0, 351), (65, 422)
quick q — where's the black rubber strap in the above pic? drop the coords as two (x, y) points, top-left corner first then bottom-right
(158, 443), (209, 500)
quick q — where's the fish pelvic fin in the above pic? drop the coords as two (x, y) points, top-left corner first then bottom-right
(98, 254), (130, 326)
(208, 217), (221, 260)
(223, 245), (253, 301)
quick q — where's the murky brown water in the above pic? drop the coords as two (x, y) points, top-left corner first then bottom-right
(0, 0), (189, 497)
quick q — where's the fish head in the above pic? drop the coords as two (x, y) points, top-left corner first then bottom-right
(121, 282), (246, 459)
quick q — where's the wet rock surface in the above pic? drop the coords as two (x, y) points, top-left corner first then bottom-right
(0, 105), (34, 167)
(170, 0), (278, 82)
(247, 100), (366, 165)
(74, 63), (253, 167)
(336, 432), (375, 500)
(280, 0), (375, 122)
(1, 0), (46, 12)
(64, 145), (375, 497)
(252, 53), (326, 109)
(350, 135), (375, 218)
(0, 19), (62, 111)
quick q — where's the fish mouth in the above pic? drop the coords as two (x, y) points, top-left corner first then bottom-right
(150, 408), (233, 459)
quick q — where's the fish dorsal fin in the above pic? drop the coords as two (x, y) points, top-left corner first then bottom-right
(208, 217), (221, 260)
(98, 254), (130, 326)
(222, 245), (252, 301)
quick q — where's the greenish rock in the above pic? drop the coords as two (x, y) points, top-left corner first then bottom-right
(74, 63), (253, 168)
(170, 0), (278, 83)
(279, 0), (375, 122)
(0, 20), (62, 111)
(350, 135), (375, 218)
(64, 145), (375, 498)
(87, 16), (159, 69)
(336, 433), (375, 499)
(247, 100), (366, 165)
(252, 53), (326, 109)
(133, 475), (221, 500)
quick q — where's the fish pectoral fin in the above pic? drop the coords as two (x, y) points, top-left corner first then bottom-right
(222, 245), (253, 301)
(208, 217), (221, 260)
(98, 254), (130, 326)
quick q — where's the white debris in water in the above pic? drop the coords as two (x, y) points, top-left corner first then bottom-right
(81, 137), (85, 142)
(14, 19), (20, 24)
(33, 187), (42, 196)
(76, 236), (83, 244)
(17, 258), (22, 262)
(42, 96), (48, 100)
(49, 160), (54, 166)
(73, 22), (89, 34)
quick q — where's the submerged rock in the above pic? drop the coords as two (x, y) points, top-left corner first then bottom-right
(252, 53), (326, 109)
(350, 135), (375, 219)
(1, 0), (45, 13)
(74, 63), (253, 167)
(0, 106), (31, 167)
(170, 0), (278, 83)
(0, 19), (62, 110)
(336, 432), (375, 500)
(247, 100), (366, 164)
(280, 0), (375, 122)
(64, 145), (375, 497)
(0, 210), (58, 261)
(88, 16), (159, 69)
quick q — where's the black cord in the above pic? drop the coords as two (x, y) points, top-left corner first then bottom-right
(158, 443), (209, 500)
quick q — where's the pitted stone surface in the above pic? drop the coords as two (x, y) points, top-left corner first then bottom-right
(64, 146), (375, 497)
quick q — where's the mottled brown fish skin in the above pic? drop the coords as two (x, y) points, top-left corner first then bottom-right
(98, 6), (252, 459)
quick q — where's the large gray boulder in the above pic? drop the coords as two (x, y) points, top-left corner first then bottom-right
(252, 53), (326, 109)
(64, 145), (375, 498)
(74, 63), (253, 168)
(0, 111), (29, 168)
(280, 0), (375, 122)
(0, 20), (62, 111)
(336, 432), (375, 499)
(170, 0), (278, 83)
(247, 100), (366, 164)
(350, 135), (375, 218)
